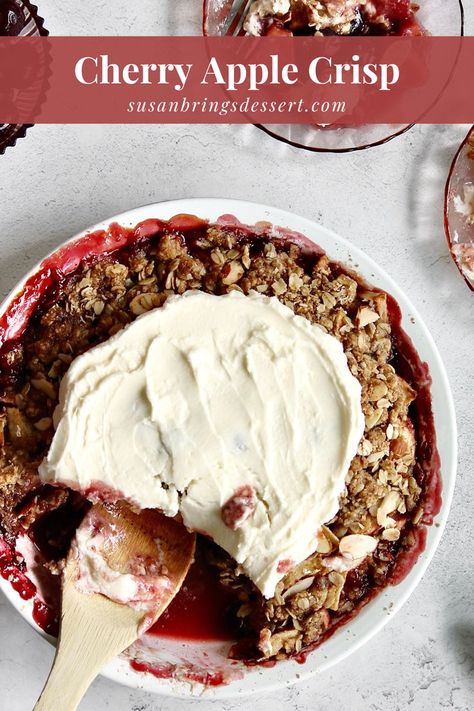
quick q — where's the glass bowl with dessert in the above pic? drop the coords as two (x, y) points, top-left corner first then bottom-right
(203, 0), (465, 152)
(445, 126), (474, 291)
(0, 1), (49, 155)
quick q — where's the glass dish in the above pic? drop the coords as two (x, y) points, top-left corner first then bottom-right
(203, 0), (465, 153)
(0, 1), (49, 156)
(444, 126), (474, 291)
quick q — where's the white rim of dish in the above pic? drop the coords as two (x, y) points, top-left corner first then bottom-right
(0, 198), (457, 699)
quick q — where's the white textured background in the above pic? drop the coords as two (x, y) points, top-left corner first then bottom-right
(0, 2), (473, 710)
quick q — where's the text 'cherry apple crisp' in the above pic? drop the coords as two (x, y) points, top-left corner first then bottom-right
(39, 290), (364, 598)
(0, 214), (440, 668)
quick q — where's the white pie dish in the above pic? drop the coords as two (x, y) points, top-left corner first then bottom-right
(0, 198), (457, 698)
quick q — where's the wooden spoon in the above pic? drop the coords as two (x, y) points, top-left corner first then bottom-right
(34, 502), (196, 711)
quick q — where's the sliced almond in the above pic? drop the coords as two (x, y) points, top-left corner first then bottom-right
(322, 555), (361, 573)
(377, 490), (401, 527)
(357, 306), (379, 328)
(366, 408), (383, 430)
(325, 571), (345, 611)
(367, 450), (385, 464)
(321, 524), (340, 547)
(374, 293), (388, 320)
(222, 261), (244, 285)
(382, 528), (401, 542)
(359, 290), (379, 301)
(339, 534), (378, 560)
(397, 499), (407, 514)
(412, 507), (424, 525)
(358, 438), (373, 457)
(369, 381), (388, 402)
(283, 576), (315, 600)
(316, 533), (332, 554)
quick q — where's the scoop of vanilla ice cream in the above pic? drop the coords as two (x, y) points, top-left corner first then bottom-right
(40, 290), (364, 598)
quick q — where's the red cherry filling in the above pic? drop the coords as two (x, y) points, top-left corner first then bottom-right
(221, 485), (257, 530)
(265, 19), (292, 36)
(376, 0), (412, 21)
(276, 558), (295, 574)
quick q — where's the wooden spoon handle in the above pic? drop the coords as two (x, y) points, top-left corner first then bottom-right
(34, 565), (142, 711)
(33, 629), (104, 711)
(34, 508), (196, 710)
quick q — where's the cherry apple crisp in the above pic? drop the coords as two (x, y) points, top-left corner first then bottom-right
(0, 217), (439, 663)
(244, 0), (424, 36)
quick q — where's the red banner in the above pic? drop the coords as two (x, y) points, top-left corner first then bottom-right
(1, 36), (473, 124)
